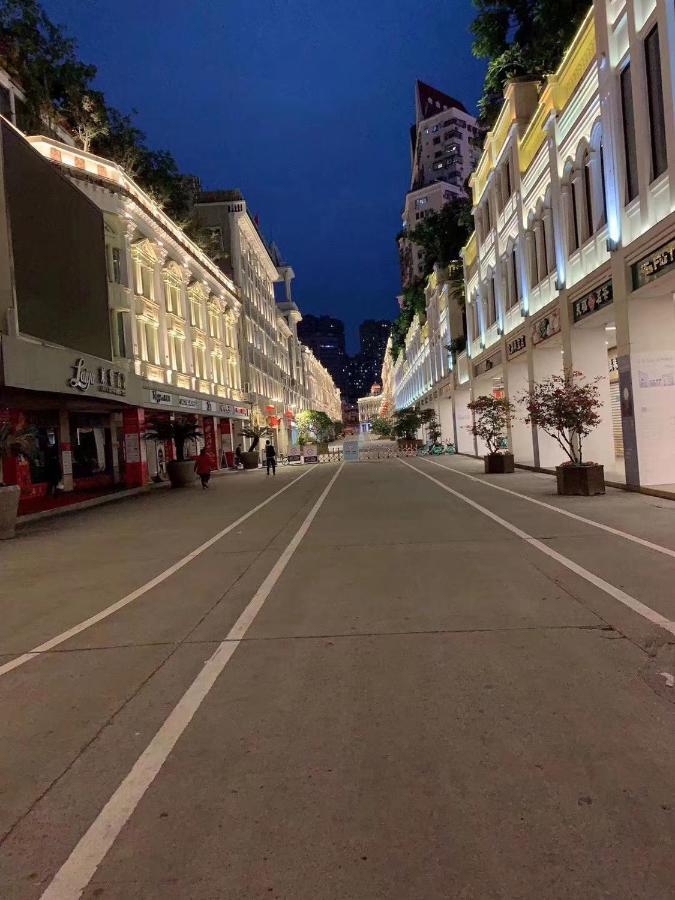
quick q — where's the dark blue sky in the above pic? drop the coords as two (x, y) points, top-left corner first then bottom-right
(44, 0), (485, 352)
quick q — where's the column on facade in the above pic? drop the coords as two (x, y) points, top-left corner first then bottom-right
(122, 407), (148, 487)
(123, 222), (141, 361)
(154, 248), (170, 372)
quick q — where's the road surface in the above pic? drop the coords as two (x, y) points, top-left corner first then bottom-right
(1, 458), (675, 899)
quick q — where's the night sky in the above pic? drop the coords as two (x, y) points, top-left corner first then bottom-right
(43, 0), (485, 353)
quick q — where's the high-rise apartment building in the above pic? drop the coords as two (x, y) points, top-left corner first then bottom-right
(296, 314), (349, 397)
(400, 81), (482, 286)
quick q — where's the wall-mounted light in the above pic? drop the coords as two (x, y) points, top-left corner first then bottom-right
(606, 237), (621, 253)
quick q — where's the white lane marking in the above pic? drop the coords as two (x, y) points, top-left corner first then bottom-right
(422, 457), (675, 561)
(0, 467), (316, 679)
(659, 672), (675, 688)
(401, 460), (675, 639)
(39, 463), (343, 900)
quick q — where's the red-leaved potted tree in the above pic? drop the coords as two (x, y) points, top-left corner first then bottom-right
(467, 395), (516, 474)
(519, 370), (605, 495)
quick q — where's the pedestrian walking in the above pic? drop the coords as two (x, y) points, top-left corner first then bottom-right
(265, 440), (276, 476)
(194, 448), (212, 488)
(45, 445), (62, 497)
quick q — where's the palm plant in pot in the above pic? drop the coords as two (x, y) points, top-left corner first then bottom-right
(467, 395), (516, 473)
(239, 425), (272, 469)
(145, 415), (202, 487)
(0, 421), (36, 539)
(519, 370), (604, 495)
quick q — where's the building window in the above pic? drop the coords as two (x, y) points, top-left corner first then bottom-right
(212, 355), (225, 385)
(111, 247), (122, 284)
(433, 136), (440, 145)
(189, 296), (203, 330)
(144, 322), (159, 365)
(583, 151), (594, 238)
(194, 346), (206, 379)
(510, 247), (520, 307)
(487, 277), (497, 326)
(209, 310), (221, 340)
(644, 26), (667, 181)
(165, 282), (181, 316)
(599, 143), (608, 224)
(114, 311), (126, 357)
(134, 260), (154, 301)
(620, 62), (639, 202)
(170, 334), (185, 372)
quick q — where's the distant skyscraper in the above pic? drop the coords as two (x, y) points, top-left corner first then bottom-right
(359, 320), (391, 364)
(297, 314), (349, 396)
(399, 81), (483, 286)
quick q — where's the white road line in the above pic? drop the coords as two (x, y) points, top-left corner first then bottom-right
(40, 463), (343, 900)
(421, 457), (675, 560)
(401, 460), (675, 639)
(0, 467), (317, 679)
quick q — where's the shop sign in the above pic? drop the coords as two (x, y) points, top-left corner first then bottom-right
(303, 443), (319, 463)
(473, 350), (502, 377)
(632, 238), (675, 289)
(149, 389), (172, 405)
(343, 440), (360, 462)
(218, 403), (249, 420)
(572, 280), (613, 323)
(531, 307), (560, 345)
(177, 396), (199, 410)
(68, 357), (127, 396)
(506, 333), (527, 360)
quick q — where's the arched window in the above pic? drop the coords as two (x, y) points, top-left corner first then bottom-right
(599, 141), (608, 225)
(583, 149), (594, 238)
(565, 170), (579, 253)
(509, 246), (520, 308)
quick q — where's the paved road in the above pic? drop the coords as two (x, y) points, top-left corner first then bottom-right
(1, 459), (675, 899)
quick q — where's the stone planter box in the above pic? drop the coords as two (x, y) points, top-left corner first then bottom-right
(240, 451), (260, 470)
(166, 459), (196, 488)
(484, 452), (514, 474)
(556, 463), (605, 496)
(0, 484), (20, 539)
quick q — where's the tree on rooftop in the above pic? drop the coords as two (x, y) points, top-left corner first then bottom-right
(470, 0), (591, 126)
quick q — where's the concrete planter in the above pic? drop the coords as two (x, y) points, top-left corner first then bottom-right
(556, 463), (605, 496)
(166, 460), (196, 488)
(0, 484), (20, 539)
(484, 452), (515, 474)
(241, 451), (260, 470)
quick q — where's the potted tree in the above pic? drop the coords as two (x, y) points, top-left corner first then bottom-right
(145, 415), (202, 487)
(467, 395), (516, 473)
(425, 410), (443, 449)
(239, 425), (272, 469)
(0, 421), (36, 539)
(520, 370), (605, 495)
(392, 407), (431, 450)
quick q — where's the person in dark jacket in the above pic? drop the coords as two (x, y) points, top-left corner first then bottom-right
(45, 446), (61, 496)
(265, 440), (276, 476)
(234, 445), (243, 469)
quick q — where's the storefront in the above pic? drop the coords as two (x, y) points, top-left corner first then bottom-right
(1, 336), (143, 496)
(141, 383), (249, 475)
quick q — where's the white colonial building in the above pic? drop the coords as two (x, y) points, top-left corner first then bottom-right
(393, 0), (675, 492)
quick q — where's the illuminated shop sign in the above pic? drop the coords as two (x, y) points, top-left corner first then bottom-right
(69, 357), (127, 396)
(572, 280), (613, 323)
(531, 307), (560, 345)
(633, 238), (675, 289)
(506, 334), (526, 359)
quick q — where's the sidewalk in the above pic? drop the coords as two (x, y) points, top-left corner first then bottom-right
(16, 466), (252, 526)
